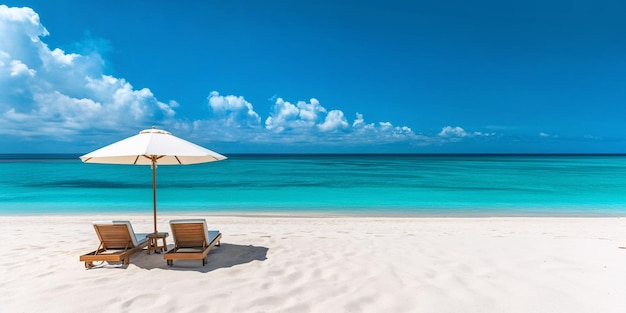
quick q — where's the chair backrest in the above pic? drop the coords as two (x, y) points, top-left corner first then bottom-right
(169, 219), (209, 248)
(93, 221), (139, 248)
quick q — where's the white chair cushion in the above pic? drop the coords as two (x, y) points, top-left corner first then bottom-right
(93, 220), (142, 246)
(170, 219), (219, 244)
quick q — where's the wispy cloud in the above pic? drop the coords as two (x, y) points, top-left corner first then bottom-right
(437, 126), (495, 142)
(539, 132), (559, 138)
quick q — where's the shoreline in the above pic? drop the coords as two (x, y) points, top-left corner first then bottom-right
(2, 209), (626, 218)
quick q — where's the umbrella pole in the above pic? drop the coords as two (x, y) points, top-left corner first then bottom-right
(152, 157), (157, 234)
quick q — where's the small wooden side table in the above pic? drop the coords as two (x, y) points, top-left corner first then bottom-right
(146, 232), (169, 255)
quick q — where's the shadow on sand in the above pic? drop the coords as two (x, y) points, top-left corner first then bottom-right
(125, 243), (269, 272)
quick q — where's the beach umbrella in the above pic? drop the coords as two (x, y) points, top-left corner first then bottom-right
(79, 127), (227, 233)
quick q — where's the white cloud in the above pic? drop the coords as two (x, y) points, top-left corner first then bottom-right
(0, 4), (499, 151)
(472, 131), (495, 137)
(0, 5), (177, 140)
(208, 91), (261, 127)
(265, 97), (328, 132)
(50, 48), (79, 66)
(539, 132), (558, 138)
(318, 110), (348, 132)
(352, 112), (366, 128)
(0, 5), (48, 41)
(191, 95), (426, 146)
(9, 59), (35, 77)
(298, 98), (326, 121)
(379, 122), (392, 130)
(439, 126), (469, 137)
(439, 126), (495, 139)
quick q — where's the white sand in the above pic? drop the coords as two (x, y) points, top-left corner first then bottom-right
(1, 215), (626, 313)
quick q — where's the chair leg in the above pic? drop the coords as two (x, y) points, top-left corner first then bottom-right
(85, 261), (93, 269)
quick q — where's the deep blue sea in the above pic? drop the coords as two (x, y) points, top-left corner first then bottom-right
(1, 154), (626, 216)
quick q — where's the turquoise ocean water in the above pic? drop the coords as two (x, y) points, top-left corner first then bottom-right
(1, 154), (625, 216)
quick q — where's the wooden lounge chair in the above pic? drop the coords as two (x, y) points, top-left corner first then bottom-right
(164, 219), (222, 266)
(79, 221), (149, 268)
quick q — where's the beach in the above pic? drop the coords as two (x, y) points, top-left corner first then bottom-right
(1, 214), (625, 312)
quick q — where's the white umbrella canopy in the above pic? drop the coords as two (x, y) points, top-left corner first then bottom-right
(80, 127), (227, 233)
(80, 127), (226, 165)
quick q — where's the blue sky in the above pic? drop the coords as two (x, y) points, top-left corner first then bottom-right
(0, 1), (625, 154)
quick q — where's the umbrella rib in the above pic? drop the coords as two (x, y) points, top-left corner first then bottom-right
(174, 156), (182, 164)
(133, 155), (140, 165)
(139, 155), (166, 164)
